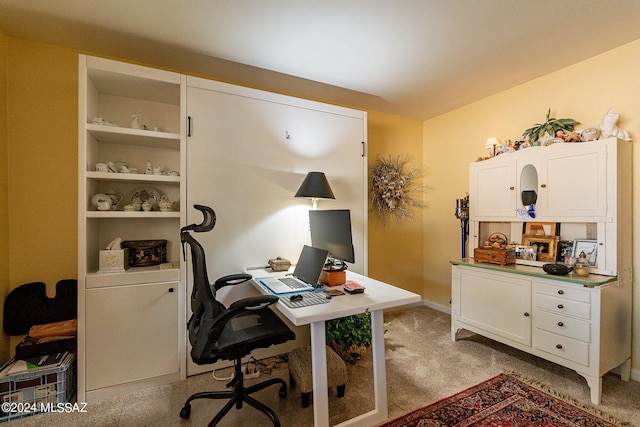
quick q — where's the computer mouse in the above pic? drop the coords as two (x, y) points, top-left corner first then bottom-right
(289, 294), (303, 302)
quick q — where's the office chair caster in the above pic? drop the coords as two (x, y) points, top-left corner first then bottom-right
(279, 384), (287, 398)
(179, 403), (191, 419)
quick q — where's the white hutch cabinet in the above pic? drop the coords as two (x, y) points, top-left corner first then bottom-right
(453, 137), (632, 404)
(77, 55), (186, 401)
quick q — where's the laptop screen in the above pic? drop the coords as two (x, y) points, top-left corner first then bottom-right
(293, 245), (329, 286)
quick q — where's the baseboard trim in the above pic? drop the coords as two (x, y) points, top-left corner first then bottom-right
(421, 299), (451, 315)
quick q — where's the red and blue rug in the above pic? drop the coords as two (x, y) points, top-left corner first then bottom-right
(381, 373), (630, 426)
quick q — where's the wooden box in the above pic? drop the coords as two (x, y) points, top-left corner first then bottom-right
(473, 248), (516, 266)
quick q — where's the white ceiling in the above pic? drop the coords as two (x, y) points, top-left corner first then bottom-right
(2, 0), (640, 120)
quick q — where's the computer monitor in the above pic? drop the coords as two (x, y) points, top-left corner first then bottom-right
(309, 209), (355, 270)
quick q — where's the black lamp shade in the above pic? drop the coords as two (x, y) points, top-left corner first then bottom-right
(295, 172), (335, 200)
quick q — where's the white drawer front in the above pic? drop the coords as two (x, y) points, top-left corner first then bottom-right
(534, 310), (591, 342)
(535, 282), (590, 303)
(534, 329), (589, 366)
(536, 294), (590, 320)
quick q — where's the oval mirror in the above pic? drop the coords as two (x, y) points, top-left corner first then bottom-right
(520, 164), (538, 206)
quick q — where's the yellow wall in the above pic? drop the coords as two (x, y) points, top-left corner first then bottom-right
(0, 33), (9, 362)
(5, 39), (78, 352)
(423, 38), (640, 371)
(367, 111), (424, 296)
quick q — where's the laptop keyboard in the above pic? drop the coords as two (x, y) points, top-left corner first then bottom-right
(279, 276), (309, 289)
(279, 292), (330, 308)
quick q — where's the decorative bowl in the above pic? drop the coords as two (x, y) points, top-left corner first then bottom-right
(542, 263), (572, 275)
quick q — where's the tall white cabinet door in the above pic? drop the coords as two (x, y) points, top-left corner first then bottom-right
(85, 282), (179, 391)
(185, 77), (367, 375)
(469, 159), (517, 219)
(538, 144), (607, 218)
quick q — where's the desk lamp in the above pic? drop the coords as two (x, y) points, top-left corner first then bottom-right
(295, 172), (335, 209)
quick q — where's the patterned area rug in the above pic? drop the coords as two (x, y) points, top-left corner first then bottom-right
(380, 373), (631, 427)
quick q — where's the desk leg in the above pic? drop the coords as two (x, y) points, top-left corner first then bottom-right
(370, 309), (388, 420)
(310, 321), (329, 427)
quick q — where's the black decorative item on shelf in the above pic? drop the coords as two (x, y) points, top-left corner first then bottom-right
(121, 239), (167, 267)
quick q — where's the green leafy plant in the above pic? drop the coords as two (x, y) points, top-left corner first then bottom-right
(326, 313), (372, 364)
(522, 109), (579, 142)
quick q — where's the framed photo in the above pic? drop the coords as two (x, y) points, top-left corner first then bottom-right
(557, 240), (574, 262)
(522, 234), (559, 262)
(573, 239), (598, 266)
(522, 222), (560, 236)
(513, 245), (537, 261)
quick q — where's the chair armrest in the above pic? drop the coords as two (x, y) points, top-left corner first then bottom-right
(214, 273), (252, 291)
(229, 295), (278, 310)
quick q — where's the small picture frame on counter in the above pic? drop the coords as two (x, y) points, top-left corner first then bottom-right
(522, 234), (558, 263)
(572, 239), (598, 266)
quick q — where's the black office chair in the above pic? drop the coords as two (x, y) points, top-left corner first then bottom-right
(179, 204), (295, 427)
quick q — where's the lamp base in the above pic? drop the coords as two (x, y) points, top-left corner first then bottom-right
(320, 270), (346, 287)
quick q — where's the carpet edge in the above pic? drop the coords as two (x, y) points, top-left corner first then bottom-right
(503, 370), (633, 427)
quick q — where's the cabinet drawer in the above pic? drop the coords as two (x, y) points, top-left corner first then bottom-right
(534, 329), (589, 366)
(534, 310), (590, 342)
(535, 294), (590, 320)
(535, 282), (590, 303)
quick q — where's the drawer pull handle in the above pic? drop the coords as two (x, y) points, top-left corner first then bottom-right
(541, 184), (547, 188)
(509, 186), (515, 190)
(556, 344), (563, 349)
(557, 321), (564, 327)
(524, 312), (530, 317)
(168, 288), (174, 293)
(558, 290), (564, 295)
(557, 304), (564, 309)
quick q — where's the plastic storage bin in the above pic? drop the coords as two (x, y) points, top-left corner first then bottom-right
(0, 353), (76, 422)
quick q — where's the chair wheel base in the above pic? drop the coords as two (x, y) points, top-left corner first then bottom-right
(279, 384), (287, 397)
(179, 403), (191, 419)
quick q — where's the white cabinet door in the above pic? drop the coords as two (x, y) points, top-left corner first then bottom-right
(85, 282), (179, 391)
(469, 159), (517, 219)
(453, 266), (531, 346)
(538, 143), (607, 218)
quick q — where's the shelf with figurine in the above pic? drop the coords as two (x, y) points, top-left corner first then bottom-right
(477, 108), (632, 161)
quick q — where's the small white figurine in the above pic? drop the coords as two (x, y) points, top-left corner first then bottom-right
(145, 160), (153, 174)
(131, 110), (141, 129)
(599, 109), (631, 141)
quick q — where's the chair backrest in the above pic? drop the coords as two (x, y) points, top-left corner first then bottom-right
(181, 205), (226, 347)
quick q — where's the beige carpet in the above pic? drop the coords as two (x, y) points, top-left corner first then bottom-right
(10, 305), (640, 426)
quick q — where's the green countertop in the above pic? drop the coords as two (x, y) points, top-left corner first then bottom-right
(450, 258), (617, 287)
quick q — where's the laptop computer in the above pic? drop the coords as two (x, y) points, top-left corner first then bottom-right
(260, 245), (329, 294)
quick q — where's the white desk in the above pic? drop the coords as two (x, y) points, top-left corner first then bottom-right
(247, 268), (421, 427)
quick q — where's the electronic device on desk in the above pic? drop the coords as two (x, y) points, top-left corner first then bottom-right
(343, 281), (365, 294)
(259, 245), (328, 294)
(309, 209), (354, 286)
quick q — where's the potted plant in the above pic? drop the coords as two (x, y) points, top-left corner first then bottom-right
(326, 313), (373, 364)
(522, 108), (579, 143)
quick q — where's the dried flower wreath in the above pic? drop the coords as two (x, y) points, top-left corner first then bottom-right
(369, 155), (425, 225)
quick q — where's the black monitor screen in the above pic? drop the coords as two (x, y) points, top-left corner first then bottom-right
(309, 209), (355, 264)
